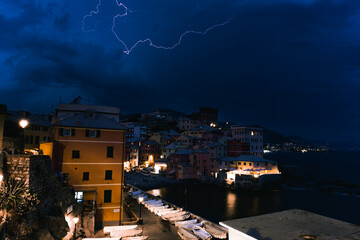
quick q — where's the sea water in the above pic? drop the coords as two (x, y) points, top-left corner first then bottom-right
(148, 151), (360, 225)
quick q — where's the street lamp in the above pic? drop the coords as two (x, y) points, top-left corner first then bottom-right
(138, 197), (144, 223)
(19, 119), (29, 129)
(73, 217), (79, 239)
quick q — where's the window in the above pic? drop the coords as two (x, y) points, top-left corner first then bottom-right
(72, 150), (80, 158)
(63, 129), (71, 136)
(30, 135), (34, 144)
(89, 130), (96, 137)
(105, 170), (112, 180)
(83, 172), (89, 181)
(86, 129), (100, 138)
(107, 146), (114, 158)
(243, 162), (246, 165)
(104, 190), (112, 203)
(35, 136), (40, 144)
(75, 192), (83, 203)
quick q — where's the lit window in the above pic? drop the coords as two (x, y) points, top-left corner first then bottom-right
(75, 191), (83, 203)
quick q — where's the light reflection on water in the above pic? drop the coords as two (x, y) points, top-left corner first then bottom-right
(148, 183), (360, 225)
(225, 192), (236, 219)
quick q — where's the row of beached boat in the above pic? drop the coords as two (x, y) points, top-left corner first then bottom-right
(128, 188), (228, 240)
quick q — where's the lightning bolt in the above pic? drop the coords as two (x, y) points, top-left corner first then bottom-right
(83, 0), (233, 55)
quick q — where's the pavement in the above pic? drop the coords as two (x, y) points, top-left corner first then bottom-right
(126, 195), (181, 240)
(93, 195), (181, 240)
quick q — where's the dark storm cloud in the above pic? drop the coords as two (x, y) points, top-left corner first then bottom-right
(133, 0), (360, 142)
(1, 0), (359, 143)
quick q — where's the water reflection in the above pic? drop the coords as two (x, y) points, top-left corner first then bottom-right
(147, 182), (360, 225)
(225, 192), (236, 219)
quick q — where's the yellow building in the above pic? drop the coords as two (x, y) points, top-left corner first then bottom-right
(41, 111), (126, 227)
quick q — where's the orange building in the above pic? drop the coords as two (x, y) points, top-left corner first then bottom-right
(41, 111), (126, 228)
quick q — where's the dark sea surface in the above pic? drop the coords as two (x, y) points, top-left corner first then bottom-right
(148, 151), (360, 225)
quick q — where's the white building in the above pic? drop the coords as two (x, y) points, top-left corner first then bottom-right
(231, 126), (263, 157)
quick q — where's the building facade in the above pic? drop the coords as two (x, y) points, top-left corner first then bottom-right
(41, 104), (126, 228)
(231, 126), (263, 157)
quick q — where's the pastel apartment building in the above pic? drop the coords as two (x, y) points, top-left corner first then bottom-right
(41, 101), (126, 228)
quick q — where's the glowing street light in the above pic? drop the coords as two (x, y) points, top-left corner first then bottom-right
(19, 119), (29, 128)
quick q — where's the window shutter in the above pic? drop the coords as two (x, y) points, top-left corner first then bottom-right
(85, 130), (89, 137)
(71, 129), (76, 136)
(96, 130), (100, 138)
(59, 128), (64, 136)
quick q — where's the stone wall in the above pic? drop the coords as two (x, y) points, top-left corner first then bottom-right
(0, 153), (75, 239)
(5, 154), (30, 187)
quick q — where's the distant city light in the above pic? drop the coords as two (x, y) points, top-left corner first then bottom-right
(19, 119), (29, 128)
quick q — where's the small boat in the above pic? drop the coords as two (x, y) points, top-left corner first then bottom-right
(203, 222), (228, 239)
(146, 204), (163, 210)
(161, 211), (187, 220)
(145, 200), (162, 207)
(175, 219), (198, 227)
(110, 229), (143, 238)
(168, 213), (191, 223)
(192, 226), (212, 240)
(149, 205), (169, 212)
(180, 223), (202, 231)
(154, 208), (175, 215)
(157, 209), (179, 217)
(177, 228), (199, 240)
(143, 199), (158, 204)
(122, 236), (149, 240)
(104, 225), (138, 234)
(129, 190), (141, 196)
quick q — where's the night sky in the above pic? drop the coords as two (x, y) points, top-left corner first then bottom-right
(0, 0), (359, 144)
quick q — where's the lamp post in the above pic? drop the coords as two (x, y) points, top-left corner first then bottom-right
(138, 196), (144, 224)
(73, 217), (79, 239)
(18, 119), (29, 153)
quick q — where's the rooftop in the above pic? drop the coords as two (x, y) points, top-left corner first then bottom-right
(55, 113), (125, 130)
(220, 209), (360, 240)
